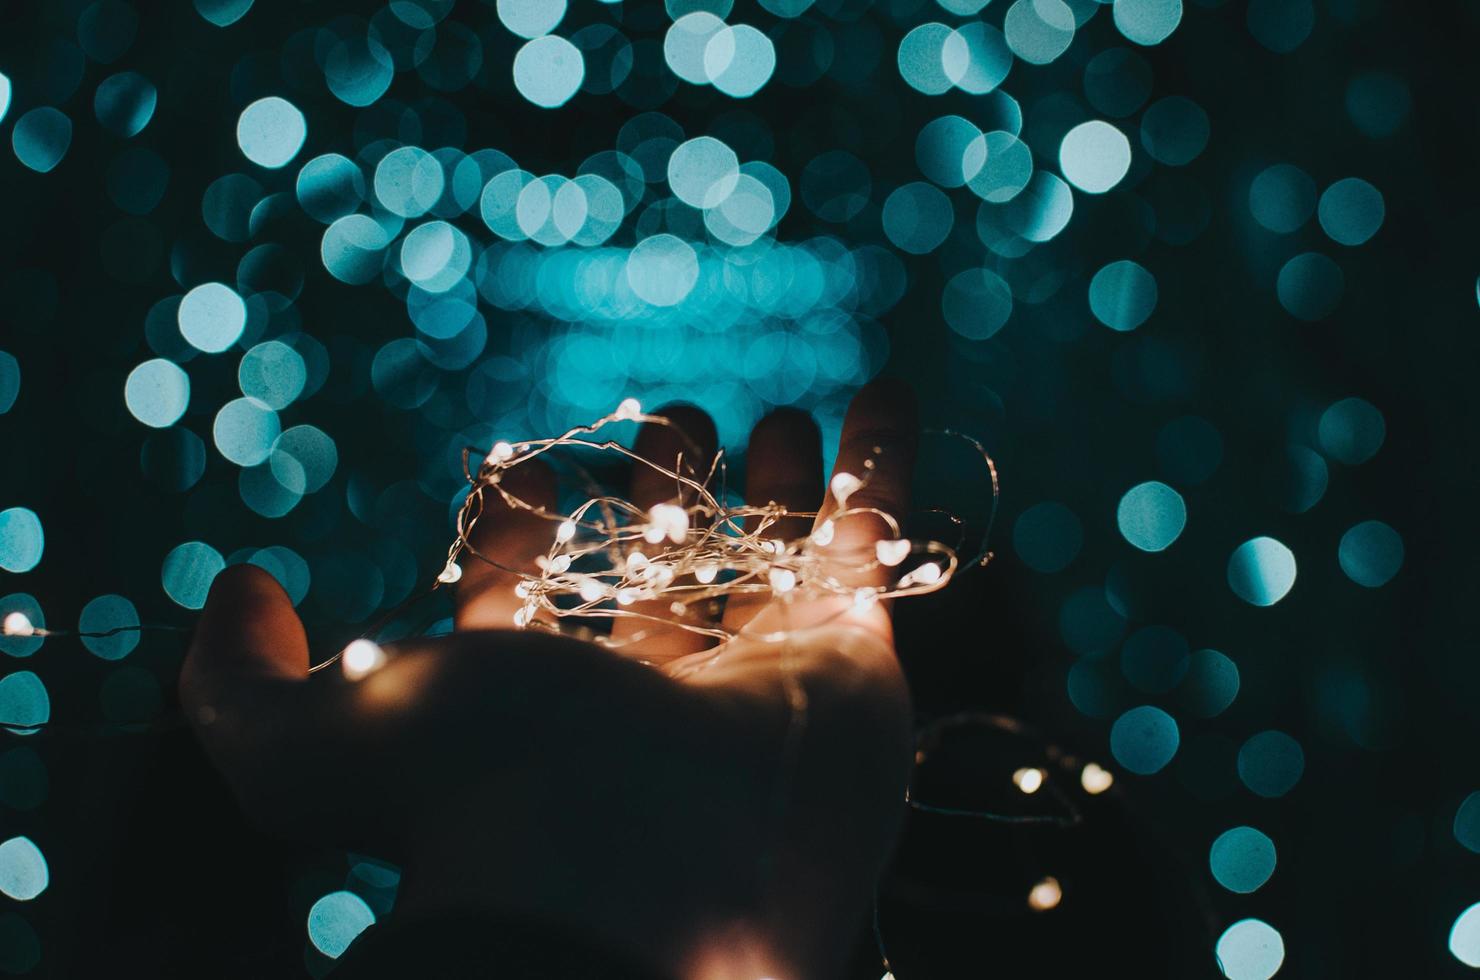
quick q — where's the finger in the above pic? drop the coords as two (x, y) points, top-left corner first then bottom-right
(722, 407), (823, 633)
(609, 404), (721, 660)
(455, 458), (560, 631)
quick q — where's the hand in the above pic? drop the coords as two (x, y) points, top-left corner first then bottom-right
(180, 380), (919, 980)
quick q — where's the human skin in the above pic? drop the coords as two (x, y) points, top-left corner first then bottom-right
(180, 380), (919, 980)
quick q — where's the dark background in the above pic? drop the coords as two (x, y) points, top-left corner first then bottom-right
(1, 0), (1477, 975)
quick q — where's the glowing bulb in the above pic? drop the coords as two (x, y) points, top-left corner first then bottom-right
(695, 562), (718, 584)
(556, 520), (576, 544)
(830, 472), (863, 504)
(1080, 763), (1114, 794)
(1027, 876), (1062, 911)
(647, 503), (689, 544)
(812, 520), (835, 546)
(341, 639), (386, 681)
(550, 554), (571, 573)
(485, 440), (515, 465)
(669, 601), (687, 616)
(579, 578), (607, 602)
(437, 560), (462, 584)
(912, 562), (942, 585)
(513, 607), (529, 628)
(627, 551), (649, 574)
(2, 612), (33, 636)
(1013, 767), (1045, 794)
(769, 567), (797, 593)
(616, 587), (640, 605)
(615, 397), (642, 421)
(515, 581), (533, 598)
(876, 539), (910, 567)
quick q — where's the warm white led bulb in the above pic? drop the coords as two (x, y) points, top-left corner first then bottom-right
(485, 441), (515, 466)
(829, 472), (863, 504)
(437, 561), (462, 584)
(615, 397), (642, 421)
(694, 562), (718, 584)
(1027, 876), (1062, 911)
(769, 567), (797, 593)
(1080, 763), (1114, 795)
(555, 520), (576, 544)
(812, 520), (835, 547)
(647, 503), (688, 544)
(1012, 767), (1045, 794)
(341, 639), (386, 681)
(579, 578), (607, 602)
(2, 612), (33, 637)
(876, 539), (910, 567)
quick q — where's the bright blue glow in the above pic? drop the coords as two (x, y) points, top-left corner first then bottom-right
(273, 425), (338, 493)
(79, 594), (140, 660)
(1113, 0), (1182, 46)
(1227, 536), (1296, 606)
(324, 36), (394, 107)
(1109, 705), (1179, 774)
(1452, 904), (1480, 968)
(238, 341), (306, 410)
(1317, 177), (1384, 246)
(1060, 120), (1131, 194)
(322, 214), (391, 284)
(704, 25), (775, 97)
(1248, 163), (1315, 233)
(481, 169), (537, 240)
(942, 267), (1012, 340)
(513, 36), (584, 108)
(1317, 396), (1384, 464)
(882, 182), (954, 254)
(498, 0), (567, 39)
(0, 352), (17, 414)
(94, 71), (157, 137)
(967, 131), (1033, 202)
(0, 674), (49, 730)
(194, 0), (253, 26)
(1216, 919), (1284, 980)
(1004, 171), (1073, 242)
(627, 235), (699, 306)
(1238, 730), (1304, 798)
(1338, 520), (1402, 587)
(1089, 259), (1157, 330)
(898, 23), (957, 96)
(949, 22), (1011, 93)
(0, 838), (47, 901)
(375, 146), (444, 218)
(12, 108), (73, 174)
(401, 221), (467, 285)
(705, 174), (773, 245)
(665, 12), (726, 84)
(1276, 252), (1343, 321)
(916, 116), (981, 188)
(0, 511), (43, 575)
(161, 541), (225, 609)
(668, 136), (740, 209)
(179, 282), (247, 353)
(0, 73), (9, 124)
(1209, 827), (1276, 894)
(125, 359), (190, 428)
(1003, 0), (1075, 65)
(236, 97), (306, 169)
(1117, 481), (1185, 552)
(213, 397), (281, 466)
(307, 891), (376, 958)
(1013, 502), (1082, 573)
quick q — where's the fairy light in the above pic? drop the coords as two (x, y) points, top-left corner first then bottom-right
(1027, 876), (1063, 911)
(1080, 763), (1115, 795)
(341, 639), (386, 681)
(1013, 767), (1046, 794)
(2, 612), (34, 637)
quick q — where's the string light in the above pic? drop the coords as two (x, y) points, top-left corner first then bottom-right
(1027, 876), (1063, 911)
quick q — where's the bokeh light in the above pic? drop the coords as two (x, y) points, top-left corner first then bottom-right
(1209, 826), (1276, 894)
(307, 890), (376, 958)
(79, 594), (141, 660)
(236, 96), (307, 169)
(160, 541), (225, 609)
(1337, 520), (1402, 588)
(12, 108), (73, 173)
(1317, 397), (1385, 464)
(1059, 120), (1131, 194)
(124, 359), (190, 428)
(1215, 918), (1285, 980)
(1452, 904), (1480, 968)
(1317, 177), (1384, 246)
(1237, 730), (1304, 798)
(0, 509), (43, 574)
(1227, 537), (1296, 606)
(1110, 705), (1180, 775)
(0, 837), (47, 901)
(1117, 481), (1185, 552)
(0, 672), (49, 729)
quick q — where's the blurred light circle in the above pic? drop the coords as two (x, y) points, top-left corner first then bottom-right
(1003, 172), (1073, 242)
(1276, 252), (1343, 321)
(308, 890), (376, 958)
(0, 838), (47, 900)
(950, 22), (1012, 94)
(1270, 445), (1327, 513)
(1113, 0), (1182, 46)
(1216, 919), (1284, 980)
(967, 131), (1033, 202)
(94, 71), (156, 137)
(375, 146), (444, 218)
(274, 425), (338, 494)
(202, 173), (263, 242)
(125, 359), (190, 428)
(1227, 537), (1296, 606)
(401, 220), (463, 282)
(1246, 0), (1313, 53)
(0, 352), (18, 414)
(321, 214), (391, 283)
(1004, 0), (1075, 65)
(236, 96), (306, 169)
(1317, 177), (1384, 246)
(498, 0), (566, 39)
(1181, 649), (1239, 717)
(571, 174), (624, 245)
(942, 267), (1013, 340)
(12, 108), (73, 174)
(213, 397), (280, 466)
(1140, 96), (1209, 165)
(324, 34), (394, 106)
(249, 546), (311, 605)
(240, 462), (301, 517)
(704, 25), (776, 98)
(1089, 259), (1157, 331)
(195, 0), (253, 26)
(668, 0), (732, 17)
(1059, 120), (1131, 194)
(665, 12), (726, 84)
(916, 116), (982, 189)
(1338, 520), (1402, 587)
(1453, 904), (1480, 968)
(1209, 826), (1275, 894)
(1345, 71), (1410, 138)
(161, 541), (224, 609)
(706, 174), (775, 245)
(0, 73), (9, 125)
(1117, 481), (1185, 552)
(513, 35), (585, 108)
(179, 282), (247, 353)
(897, 23), (957, 96)
(1013, 501), (1082, 573)
(1248, 163), (1315, 233)
(882, 182), (954, 254)
(296, 153), (365, 223)
(668, 136), (740, 209)
(0, 511), (42, 574)
(0, 596), (44, 659)
(1237, 730), (1304, 798)
(1083, 47), (1152, 117)
(627, 234), (699, 306)
(1317, 396), (1384, 464)
(238, 341), (306, 409)
(1110, 705), (1179, 774)
(79, 595), (140, 660)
